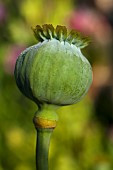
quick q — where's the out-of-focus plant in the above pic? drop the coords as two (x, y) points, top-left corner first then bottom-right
(69, 6), (112, 45)
(4, 45), (25, 75)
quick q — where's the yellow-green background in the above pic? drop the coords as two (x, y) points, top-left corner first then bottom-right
(0, 0), (113, 170)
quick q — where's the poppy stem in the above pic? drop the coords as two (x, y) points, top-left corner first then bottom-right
(33, 104), (58, 170)
(35, 128), (53, 170)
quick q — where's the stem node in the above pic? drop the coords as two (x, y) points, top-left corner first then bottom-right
(33, 104), (59, 170)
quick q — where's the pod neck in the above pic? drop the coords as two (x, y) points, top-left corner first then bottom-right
(33, 103), (59, 170)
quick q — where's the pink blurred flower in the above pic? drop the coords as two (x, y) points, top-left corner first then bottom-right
(4, 45), (25, 75)
(69, 8), (112, 44)
(69, 9), (95, 34)
(0, 2), (7, 23)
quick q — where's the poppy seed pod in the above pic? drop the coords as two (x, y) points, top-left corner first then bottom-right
(14, 24), (92, 106)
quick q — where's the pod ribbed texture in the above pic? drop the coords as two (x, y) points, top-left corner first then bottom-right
(15, 38), (92, 106)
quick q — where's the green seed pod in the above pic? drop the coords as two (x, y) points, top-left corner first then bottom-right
(14, 24), (92, 106)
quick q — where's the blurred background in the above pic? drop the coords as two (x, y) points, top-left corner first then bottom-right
(0, 0), (113, 170)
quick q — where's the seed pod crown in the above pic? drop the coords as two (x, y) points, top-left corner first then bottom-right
(14, 24), (92, 106)
(32, 24), (90, 48)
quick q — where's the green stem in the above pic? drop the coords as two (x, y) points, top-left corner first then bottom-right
(36, 128), (53, 170)
(33, 104), (59, 170)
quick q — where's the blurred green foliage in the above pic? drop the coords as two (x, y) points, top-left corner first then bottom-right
(0, 0), (113, 170)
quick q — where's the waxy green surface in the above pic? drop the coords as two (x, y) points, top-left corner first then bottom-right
(15, 39), (92, 106)
(14, 24), (93, 170)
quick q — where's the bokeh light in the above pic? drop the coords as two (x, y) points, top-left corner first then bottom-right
(0, 0), (113, 170)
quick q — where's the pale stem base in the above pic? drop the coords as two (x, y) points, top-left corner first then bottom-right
(36, 128), (53, 170)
